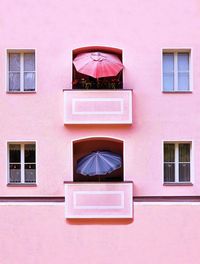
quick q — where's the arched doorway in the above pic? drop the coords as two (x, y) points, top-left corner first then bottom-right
(72, 46), (123, 90)
(73, 137), (123, 182)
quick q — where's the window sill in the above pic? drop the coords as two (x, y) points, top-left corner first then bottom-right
(6, 91), (36, 94)
(7, 183), (37, 187)
(162, 91), (192, 94)
(163, 182), (193, 186)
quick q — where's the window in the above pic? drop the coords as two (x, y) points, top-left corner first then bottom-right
(8, 143), (36, 184)
(7, 50), (35, 92)
(164, 142), (191, 183)
(163, 51), (190, 92)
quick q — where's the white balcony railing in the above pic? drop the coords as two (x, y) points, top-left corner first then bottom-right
(64, 90), (133, 124)
(64, 182), (133, 219)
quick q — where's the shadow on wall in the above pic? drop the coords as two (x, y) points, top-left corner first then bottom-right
(66, 218), (133, 225)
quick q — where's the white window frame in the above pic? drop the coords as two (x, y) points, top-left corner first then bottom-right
(162, 49), (192, 92)
(163, 141), (192, 184)
(7, 141), (37, 184)
(7, 49), (36, 93)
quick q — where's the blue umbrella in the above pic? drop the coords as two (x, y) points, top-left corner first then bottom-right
(76, 151), (122, 176)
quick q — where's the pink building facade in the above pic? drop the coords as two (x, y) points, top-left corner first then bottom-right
(0, 0), (200, 263)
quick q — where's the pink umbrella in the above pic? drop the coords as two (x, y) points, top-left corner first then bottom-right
(73, 52), (123, 79)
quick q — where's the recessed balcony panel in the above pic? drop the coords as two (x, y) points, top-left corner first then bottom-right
(64, 182), (133, 219)
(64, 90), (132, 124)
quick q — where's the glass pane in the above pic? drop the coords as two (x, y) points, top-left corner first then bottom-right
(178, 72), (189, 91)
(164, 144), (175, 162)
(9, 144), (21, 163)
(179, 144), (190, 162)
(24, 53), (35, 71)
(163, 73), (174, 91)
(25, 144), (35, 163)
(163, 53), (174, 72)
(25, 164), (36, 183)
(164, 163), (175, 182)
(179, 163), (190, 182)
(178, 53), (189, 71)
(9, 53), (20, 71)
(24, 72), (35, 91)
(9, 72), (20, 91)
(9, 164), (21, 183)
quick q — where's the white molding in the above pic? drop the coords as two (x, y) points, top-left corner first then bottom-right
(0, 202), (64, 206)
(65, 183), (132, 187)
(66, 214), (132, 219)
(0, 202), (200, 207)
(135, 202), (200, 206)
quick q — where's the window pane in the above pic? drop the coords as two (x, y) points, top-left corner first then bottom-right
(9, 144), (21, 163)
(9, 53), (20, 71)
(24, 53), (35, 71)
(24, 72), (35, 91)
(178, 53), (189, 71)
(179, 163), (190, 182)
(179, 144), (190, 162)
(25, 164), (36, 183)
(9, 164), (21, 183)
(178, 72), (189, 91)
(9, 72), (20, 91)
(164, 163), (175, 182)
(163, 53), (174, 72)
(164, 144), (175, 162)
(25, 144), (35, 163)
(163, 73), (174, 91)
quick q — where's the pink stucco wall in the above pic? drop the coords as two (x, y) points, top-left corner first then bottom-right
(0, 0), (200, 263)
(0, 203), (200, 264)
(0, 0), (199, 196)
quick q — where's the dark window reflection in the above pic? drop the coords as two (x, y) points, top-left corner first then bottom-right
(25, 144), (35, 163)
(164, 163), (175, 182)
(9, 144), (21, 163)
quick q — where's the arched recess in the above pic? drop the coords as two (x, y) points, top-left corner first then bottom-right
(72, 46), (123, 90)
(73, 137), (124, 182)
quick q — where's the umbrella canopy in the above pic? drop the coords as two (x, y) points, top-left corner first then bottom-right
(76, 151), (122, 176)
(73, 52), (123, 79)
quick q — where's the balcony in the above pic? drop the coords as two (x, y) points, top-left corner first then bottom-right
(63, 89), (133, 124)
(64, 182), (133, 219)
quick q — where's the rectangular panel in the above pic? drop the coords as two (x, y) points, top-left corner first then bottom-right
(65, 182), (133, 219)
(9, 164), (21, 183)
(64, 90), (132, 124)
(164, 163), (175, 182)
(72, 98), (123, 115)
(73, 191), (124, 209)
(9, 72), (20, 91)
(179, 163), (190, 182)
(163, 53), (174, 73)
(24, 53), (35, 71)
(9, 53), (20, 71)
(24, 72), (35, 91)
